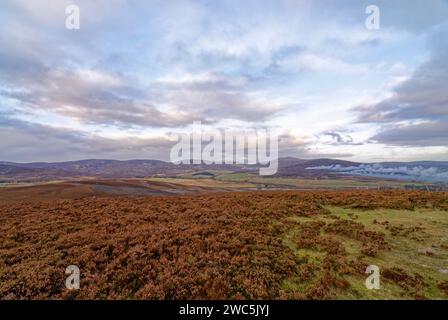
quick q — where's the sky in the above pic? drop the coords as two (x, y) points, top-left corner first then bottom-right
(0, 0), (447, 163)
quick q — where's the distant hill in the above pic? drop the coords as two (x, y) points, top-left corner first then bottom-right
(0, 159), (252, 181)
(1, 158), (447, 182)
(275, 158), (361, 178)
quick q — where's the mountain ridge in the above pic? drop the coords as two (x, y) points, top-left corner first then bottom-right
(1, 157), (448, 182)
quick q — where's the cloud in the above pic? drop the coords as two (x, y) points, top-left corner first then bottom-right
(321, 131), (365, 145)
(0, 116), (175, 162)
(275, 133), (354, 159)
(307, 163), (448, 183)
(277, 133), (307, 155)
(315, 0), (448, 34)
(355, 23), (448, 147)
(0, 116), (320, 162)
(154, 72), (286, 123)
(314, 130), (365, 147)
(1, 0), (448, 162)
(1, 67), (202, 128)
(272, 52), (369, 75)
(370, 121), (448, 147)
(0, 9), (288, 128)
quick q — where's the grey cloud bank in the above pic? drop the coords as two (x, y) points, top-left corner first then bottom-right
(356, 23), (448, 148)
(1, 1), (448, 162)
(307, 163), (448, 183)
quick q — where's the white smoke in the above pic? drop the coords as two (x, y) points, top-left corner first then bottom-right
(306, 163), (448, 182)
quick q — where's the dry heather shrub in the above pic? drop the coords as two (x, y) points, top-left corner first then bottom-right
(438, 281), (448, 296)
(382, 267), (427, 293)
(323, 219), (389, 257)
(0, 190), (447, 299)
(1, 192), (304, 299)
(323, 190), (448, 211)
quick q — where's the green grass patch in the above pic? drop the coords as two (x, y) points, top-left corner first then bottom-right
(280, 206), (448, 299)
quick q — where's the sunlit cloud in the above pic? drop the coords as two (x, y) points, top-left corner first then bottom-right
(0, 0), (447, 162)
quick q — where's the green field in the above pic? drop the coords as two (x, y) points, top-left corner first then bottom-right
(170, 171), (427, 190)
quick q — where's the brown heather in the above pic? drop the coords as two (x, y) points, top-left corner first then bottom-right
(0, 190), (447, 299)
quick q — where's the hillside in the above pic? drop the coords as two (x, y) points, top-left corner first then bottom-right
(1, 190), (447, 299)
(2, 158), (448, 183)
